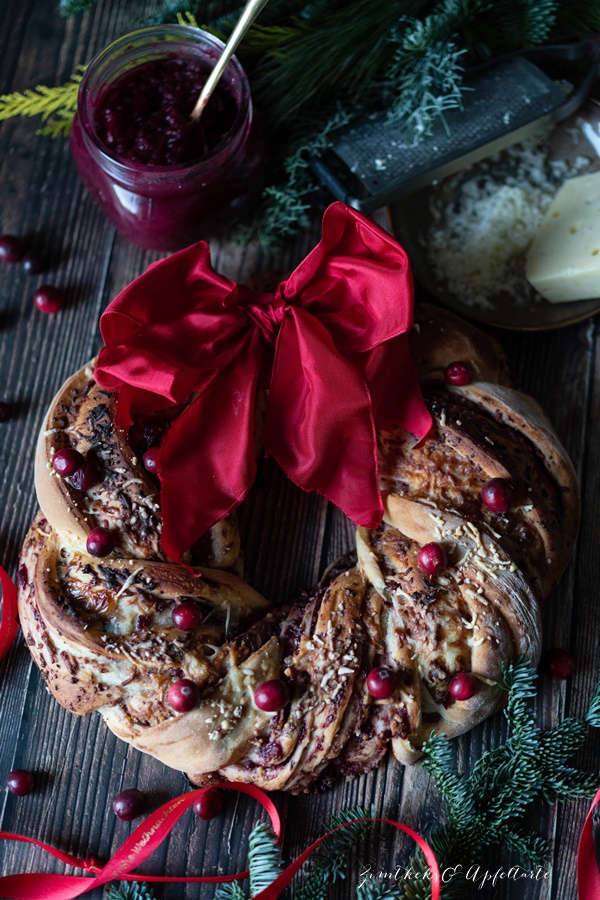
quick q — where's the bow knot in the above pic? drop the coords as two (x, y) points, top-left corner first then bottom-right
(95, 203), (431, 562)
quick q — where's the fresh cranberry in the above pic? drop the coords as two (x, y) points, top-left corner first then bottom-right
(0, 235), (26, 263)
(481, 478), (512, 513)
(172, 601), (203, 631)
(417, 542), (447, 577)
(69, 457), (100, 491)
(448, 673), (479, 701)
(0, 402), (10, 423)
(254, 679), (290, 712)
(52, 448), (84, 476)
(366, 666), (397, 699)
(86, 526), (116, 557)
(444, 361), (473, 386)
(33, 285), (65, 314)
(168, 678), (198, 712)
(6, 769), (34, 796)
(546, 648), (576, 680)
(112, 788), (147, 821)
(143, 446), (160, 474)
(22, 251), (46, 275)
(193, 789), (224, 820)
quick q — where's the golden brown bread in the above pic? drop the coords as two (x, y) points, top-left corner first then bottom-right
(18, 302), (579, 791)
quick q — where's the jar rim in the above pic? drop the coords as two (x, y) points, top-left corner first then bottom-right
(77, 24), (252, 174)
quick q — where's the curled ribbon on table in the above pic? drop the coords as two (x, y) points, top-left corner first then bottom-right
(0, 565), (19, 662)
(578, 785), (600, 898)
(95, 202), (432, 562)
(0, 783), (441, 900)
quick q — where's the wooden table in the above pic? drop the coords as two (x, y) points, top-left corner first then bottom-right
(0, 2), (598, 898)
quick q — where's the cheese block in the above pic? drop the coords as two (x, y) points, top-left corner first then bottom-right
(526, 171), (600, 303)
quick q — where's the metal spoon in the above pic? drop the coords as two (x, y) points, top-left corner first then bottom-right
(190, 0), (270, 122)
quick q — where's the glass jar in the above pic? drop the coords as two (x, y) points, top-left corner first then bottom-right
(70, 25), (263, 251)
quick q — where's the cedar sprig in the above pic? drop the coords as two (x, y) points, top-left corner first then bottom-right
(0, 68), (84, 136)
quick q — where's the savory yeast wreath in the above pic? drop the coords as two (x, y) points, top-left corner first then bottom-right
(18, 303), (578, 793)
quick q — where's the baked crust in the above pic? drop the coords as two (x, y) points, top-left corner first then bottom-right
(18, 304), (579, 791)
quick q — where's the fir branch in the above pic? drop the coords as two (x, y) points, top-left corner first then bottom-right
(213, 883), (247, 900)
(501, 829), (549, 869)
(295, 806), (374, 900)
(248, 821), (284, 897)
(586, 680), (600, 727)
(104, 882), (158, 900)
(0, 68), (84, 135)
(540, 718), (587, 766)
(59, 0), (98, 15)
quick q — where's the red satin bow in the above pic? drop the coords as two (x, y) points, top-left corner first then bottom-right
(95, 202), (431, 561)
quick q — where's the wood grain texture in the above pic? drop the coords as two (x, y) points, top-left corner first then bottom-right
(0, 2), (598, 899)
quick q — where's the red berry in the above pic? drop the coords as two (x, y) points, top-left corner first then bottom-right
(444, 361), (473, 386)
(254, 679), (290, 712)
(143, 447), (160, 474)
(448, 672), (479, 701)
(193, 789), (225, 820)
(69, 457), (100, 491)
(112, 788), (147, 821)
(168, 678), (198, 712)
(52, 448), (84, 476)
(0, 235), (27, 263)
(22, 251), (46, 275)
(86, 526), (116, 557)
(417, 542), (447, 576)
(546, 648), (576, 680)
(481, 478), (512, 513)
(0, 402), (10, 423)
(33, 285), (64, 314)
(366, 666), (397, 699)
(172, 601), (203, 631)
(6, 769), (34, 796)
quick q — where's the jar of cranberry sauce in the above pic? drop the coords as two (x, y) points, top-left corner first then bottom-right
(70, 26), (263, 250)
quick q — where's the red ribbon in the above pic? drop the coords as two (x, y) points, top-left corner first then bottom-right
(0, 565), (19, 662)
(578, 786), (600, 898)
(95, 202), (432, 561)
(0, 784), (441, 900)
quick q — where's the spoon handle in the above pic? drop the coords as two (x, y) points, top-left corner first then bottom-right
(190, 0), (270, 121)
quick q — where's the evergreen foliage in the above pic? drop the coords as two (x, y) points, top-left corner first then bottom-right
(104, 882), (158, 900)
(0, 68), (84, 137)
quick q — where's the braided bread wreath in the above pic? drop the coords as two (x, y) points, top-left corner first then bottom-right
(17, 302), (578, 794)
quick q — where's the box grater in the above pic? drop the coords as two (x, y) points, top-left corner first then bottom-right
(311, 39), (600, 211)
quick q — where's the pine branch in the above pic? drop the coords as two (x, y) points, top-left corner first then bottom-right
(295, 806), (374, 900)
(104, 882), (158, 900)
(586, 681), (600, 727)
(248, 821), (284, 897)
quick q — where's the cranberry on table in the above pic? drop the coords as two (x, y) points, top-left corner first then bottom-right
(448, 672), (479, 701)
(417, 542), (447, 577)
(86, 526), (116, 557)
(112, 788), (147, 821)
(142, 446), (160, 474)
(193, 789), (224, 820)
(6, 769), (34, 796)
(172, 601), (203, 631)
(546, 648), (576, 680)
(168, 678), (198, 712)
(444, 361), (473, 386)
(0, 235), (27, 263)
(52, 447), (84, 476)
(69, 457), (100, 491)
(33, 285), (65, 314)
(22, 250), (46, 275)
(0, 402), (10, 423)
(481, 477), (513, 513)
(366, 666), (397, 700)
(254, 679), (290, 712)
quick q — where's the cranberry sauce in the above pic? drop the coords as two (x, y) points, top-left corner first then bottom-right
(94, 58), (238, 167)
(70, 26), (263, 250)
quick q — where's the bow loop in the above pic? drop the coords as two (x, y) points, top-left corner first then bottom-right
(95, 202), (431, 562)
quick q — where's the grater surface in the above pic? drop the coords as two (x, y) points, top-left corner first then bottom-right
(329, 57), (566, 204)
